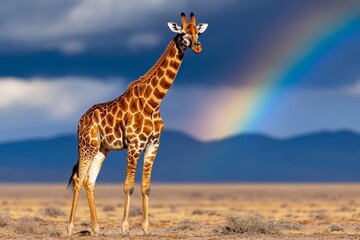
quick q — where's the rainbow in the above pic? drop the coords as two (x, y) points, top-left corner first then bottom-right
(206, 3), (360, 139)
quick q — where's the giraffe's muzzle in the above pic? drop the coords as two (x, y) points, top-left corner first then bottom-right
(191, 41), (202, 53)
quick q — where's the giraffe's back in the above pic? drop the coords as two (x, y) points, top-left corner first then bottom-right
(78, 86), (165, 153)
(78, 99), (127, 151)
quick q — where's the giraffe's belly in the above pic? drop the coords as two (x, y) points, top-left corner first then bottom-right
(103, 136), (125, 150)
(99, 126), (126, 150)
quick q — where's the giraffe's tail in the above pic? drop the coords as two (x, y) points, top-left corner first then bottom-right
(67, 162), (78, 190)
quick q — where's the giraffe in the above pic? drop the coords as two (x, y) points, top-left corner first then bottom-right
(66, 12), (208, 236)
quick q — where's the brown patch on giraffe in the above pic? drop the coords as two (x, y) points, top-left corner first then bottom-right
(106, 114), (115, 126)
(129, 98), (138, 112)
(100, 118), (107, 127)
(169, 60), (180, 70)
(160, 78), (172, 89)
(143, 126), (152, 135)
(107, 134), (115, 143)
(157, 68), (164, 78)
(169, 47), (177, 58)
(118, 99), (128, 111)
(139, 133), (147, 141)
(135, 127), (142, 134)
(166, 69), (176, 79)
(134, 113), (144, 125)
(144, 119), (152, 127)
(111, 106), (118, 116)
(141, 142), (148, 149)
(144, 161), (152, 169)
(90, 139), (98, 147)
(144, 85), (153, 99)
(153, 88), (165, 100)
(116, 110), (124, 120)
(151, 77), (158, 88)
(148, 97), (158, 108)
(161, 59), (169, 68)
(105, 126), (112, 135)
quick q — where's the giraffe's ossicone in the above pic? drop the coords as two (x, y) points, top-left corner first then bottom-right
(67, 12), (208, 237)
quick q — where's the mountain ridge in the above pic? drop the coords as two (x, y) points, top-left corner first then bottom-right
(0, 130), (359, 183)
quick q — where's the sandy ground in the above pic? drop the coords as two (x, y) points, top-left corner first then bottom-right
(0, 184), (360, 239)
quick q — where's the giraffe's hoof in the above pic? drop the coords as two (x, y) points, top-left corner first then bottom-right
(144, 231), (152, 237)
(122, 221), (129, 236)
(67, 223), (74, 236)
(142, 224), (150, 236)
(92, 224), (100, 235)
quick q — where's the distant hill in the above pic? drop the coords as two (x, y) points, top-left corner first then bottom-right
(0, 130), (359, 183)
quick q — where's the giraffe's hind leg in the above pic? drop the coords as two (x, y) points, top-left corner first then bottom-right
(83, 147), (109, 235)
(67, 142), (99, 235)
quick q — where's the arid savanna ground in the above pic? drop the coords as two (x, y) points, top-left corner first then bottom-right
(0, 184), (360, 239)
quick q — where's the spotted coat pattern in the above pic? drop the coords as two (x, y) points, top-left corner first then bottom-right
(67, 12), (205, 237)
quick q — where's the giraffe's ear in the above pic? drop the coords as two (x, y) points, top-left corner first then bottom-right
(167, 22), (182, 33)
(197, 23), (208, 34)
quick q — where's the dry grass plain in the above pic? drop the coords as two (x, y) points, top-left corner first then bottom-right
(0, 184), (360, 239)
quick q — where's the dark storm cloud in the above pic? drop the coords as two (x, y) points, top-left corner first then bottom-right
(0, 0), (359, 88)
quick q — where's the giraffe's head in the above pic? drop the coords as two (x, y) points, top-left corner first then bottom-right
(167, 12), (208, 54)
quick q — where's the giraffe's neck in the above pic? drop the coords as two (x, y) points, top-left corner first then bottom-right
(130, 35), (186, 111)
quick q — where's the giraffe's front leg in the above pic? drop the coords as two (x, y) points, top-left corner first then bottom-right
(141, 141), (159, 235)
(122, 145), (141, 237)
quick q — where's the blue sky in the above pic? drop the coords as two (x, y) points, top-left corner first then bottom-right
(0, 0), (360, 142)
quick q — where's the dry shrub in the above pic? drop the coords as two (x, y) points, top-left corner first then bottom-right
(0, 214), (10, 227)
(279, 221), (302, 230)
(49, 230), (62, 237)
(103, 205), (115, 212)
(176, 219), (195, 231)
(44, 207), (65, 218)
(280, 203), (288, 208)
(218, 214), (281, 235)
(192, 209), (217, 216)
(309, 210), (329, 220)
(33, 216), (45, 222)
(13, 217), (39, 234)
(335, 206), (355, 212)
(328, 224), (343, 232)
(130, 207), (142, 217)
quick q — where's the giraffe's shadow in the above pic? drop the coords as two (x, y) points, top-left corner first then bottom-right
(74, 229), (92, 236)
